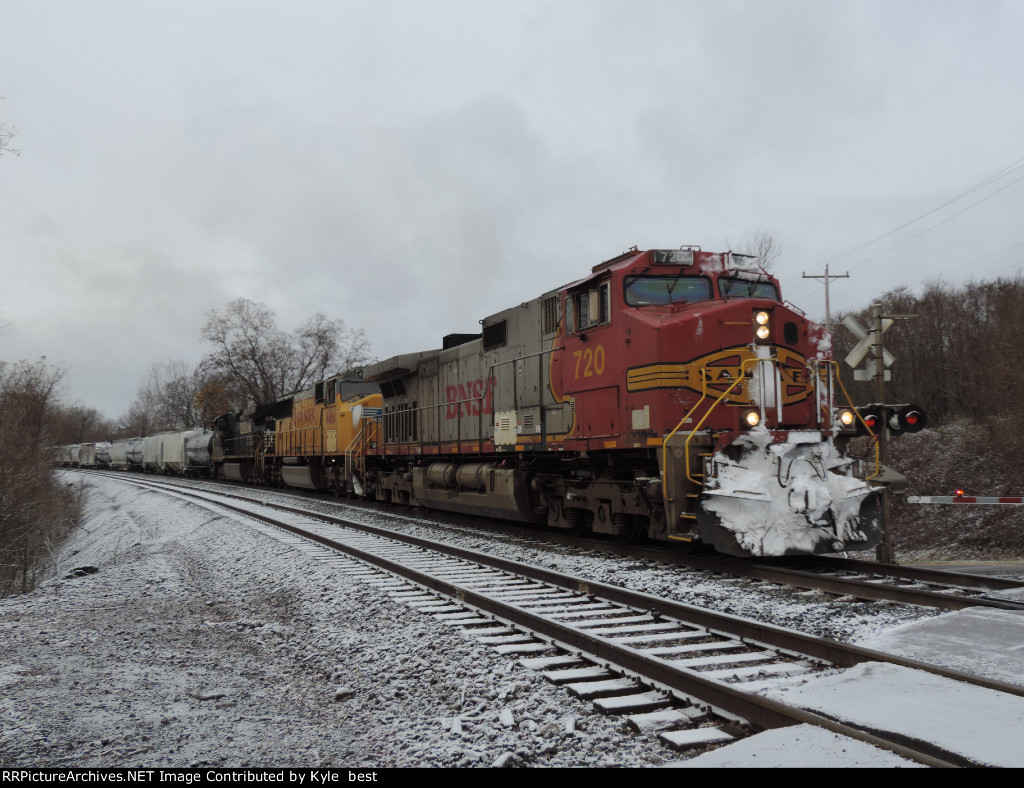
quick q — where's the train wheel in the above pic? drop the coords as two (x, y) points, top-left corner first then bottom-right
(614, 514), (646, 544)
(564, 508), (592, 537)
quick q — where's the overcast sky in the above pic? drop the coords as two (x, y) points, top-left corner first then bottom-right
(2, 0), (1023, 419)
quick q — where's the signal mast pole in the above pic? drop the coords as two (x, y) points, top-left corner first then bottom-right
(871, 304), (918, 564)
(872, 304), (895, 564)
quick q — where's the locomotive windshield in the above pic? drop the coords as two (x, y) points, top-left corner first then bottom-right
(719, 277), (780, 301)
(624, 275), (712, 306)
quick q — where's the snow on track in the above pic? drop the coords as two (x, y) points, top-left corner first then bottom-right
(4, 473), (1022, 768)
(0, 475), (669, 767)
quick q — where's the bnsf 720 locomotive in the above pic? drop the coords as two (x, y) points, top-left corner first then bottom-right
(212, 247), (881, 557)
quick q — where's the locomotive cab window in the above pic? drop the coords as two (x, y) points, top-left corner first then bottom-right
(719, 277), (780, 302)
(624, 275), (712, 306)
(572, 281), (611, 332)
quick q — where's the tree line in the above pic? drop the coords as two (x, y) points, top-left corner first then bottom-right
(51, 297), (373, 444)
(0, 298), (372, 595)
(834, 275), (1024, 557)
(0, 358), (80, 595)
(833, 275), (1024, 436)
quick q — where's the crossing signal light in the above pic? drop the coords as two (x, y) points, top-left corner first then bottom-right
(855, 404), (926, 436)
(889, 404), (926, 435)
(854, 405), (884, 436)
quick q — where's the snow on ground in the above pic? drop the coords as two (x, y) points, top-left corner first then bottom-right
(221, 481), (948, 644)
(676, 724), (925, 768)
(753, 663), (1024, 768)
(2, 472), (1023, 768)
(0, 474), (673, 767)
(859, 607), (1024, 687)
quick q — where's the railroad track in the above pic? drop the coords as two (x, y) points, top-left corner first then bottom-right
(82, 471), (1024, 767)
(660, 552), (1024, 612)
(85, 469), (1024, 613)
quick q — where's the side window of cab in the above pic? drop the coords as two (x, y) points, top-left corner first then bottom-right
(570, 281), (611, 332)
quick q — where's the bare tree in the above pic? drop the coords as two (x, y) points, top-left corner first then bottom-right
(0, 359), (80, 596)
(0, 124), (16, 158)
(729, 229), (782, 272)
(55, 405), (104, 443)
(193, 373), (233, 427)
(198, 298), (372, 408)
(115, 359), (206, 435)
(0, 358), (64, 440)
(1, 97), (18, 159)
(142, 359), (202, 429)
(118, 393), (158, 439)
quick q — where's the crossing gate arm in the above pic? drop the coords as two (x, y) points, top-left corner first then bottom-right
(906, 495), (1024, 505)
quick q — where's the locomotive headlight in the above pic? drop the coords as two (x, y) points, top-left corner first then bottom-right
(837, 408), (856, 428)
(753, 311), (771, 341)
(742, 409), (761, 428)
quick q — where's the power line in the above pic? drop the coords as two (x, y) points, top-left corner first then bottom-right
(783, 160), (1024, 305)
(930, 239), (1024, 278)
(815, 154), (1024, 271)
(841, 170), (1024, 274)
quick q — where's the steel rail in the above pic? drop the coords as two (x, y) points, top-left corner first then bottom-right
(783, 554), (1024, 592)
(80, 470), (1024, 610)
(115, 473), (1024, 698)
(138, 482), (961, 767)
(106, 471), (1024, 701)
(656, 553), (1024, 611)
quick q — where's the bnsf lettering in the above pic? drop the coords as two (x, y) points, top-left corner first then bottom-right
(445, 377), (495, 419)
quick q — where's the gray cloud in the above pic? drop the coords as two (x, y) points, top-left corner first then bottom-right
(2, 0), (1022, 417)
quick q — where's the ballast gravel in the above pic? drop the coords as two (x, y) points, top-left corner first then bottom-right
(0, 475), (677, 768)
(6, 471), (996, 768)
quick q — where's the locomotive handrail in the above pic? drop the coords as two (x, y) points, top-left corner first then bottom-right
(343, 426), (362, 481)
(682, 356), (767, 485)
(274, 425), (322, 457)
(380, 346), (556, 454)
(667, 357), (880, 498)
(661, 368), (711, 503)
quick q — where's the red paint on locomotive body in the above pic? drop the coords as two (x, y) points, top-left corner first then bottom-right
(552, 248), (828, 450)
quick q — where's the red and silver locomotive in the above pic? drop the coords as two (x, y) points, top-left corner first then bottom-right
(213, 246), (881, 557)
(348, 246), (880, 556)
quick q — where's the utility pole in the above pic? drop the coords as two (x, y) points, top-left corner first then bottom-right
(802, 264), (849, 337)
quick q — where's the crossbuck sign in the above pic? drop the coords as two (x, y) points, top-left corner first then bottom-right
(842, 315), (894, 382)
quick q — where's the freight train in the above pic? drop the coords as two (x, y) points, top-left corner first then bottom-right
(204, 246), (885, 557)
(60, 429), (215, 475)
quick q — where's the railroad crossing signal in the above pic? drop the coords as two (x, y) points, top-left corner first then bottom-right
(843, 305), (916, 565)
(854, 404), (926, 436)
(842, 315), (893, 382)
